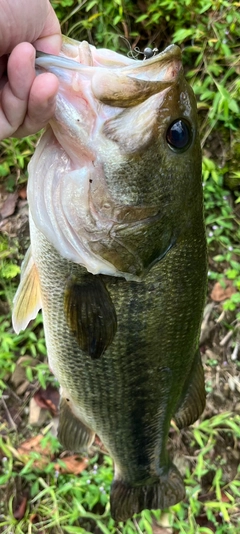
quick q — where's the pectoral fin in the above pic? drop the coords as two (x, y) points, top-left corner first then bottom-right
(174, 350), (206, 428)
(12, 247), (42, 334)
(64, 275), (117, 359)
(58, 397), (95, 452)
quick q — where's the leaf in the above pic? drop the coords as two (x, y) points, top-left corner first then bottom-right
(173, 28), (194, 43)
(0, 191), (18, 219)
(14, 496), (28, 519)
(33, 385), (60, 416)
(55, 455), (88, 475)
(18, 434), (52, 456)
(210, 280), (236, 302)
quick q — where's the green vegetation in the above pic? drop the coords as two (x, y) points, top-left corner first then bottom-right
(1, 414), (240, 533)
(0, 0), (239, 532)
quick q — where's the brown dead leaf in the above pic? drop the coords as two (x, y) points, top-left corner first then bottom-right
(17, 434), (52, 469)
(210, 280), (236, 302)
(29, 513), (38, 524)
(18, 186), (27, 200)
(0, 191), (18, 219)
(33, 385), (60, 416)
(11, 355), (36, 388)
(14, 496), (28, 520)
(18, 434), (52, 455)
(17, 435), (88, 474)
(220, 490), (231, 503)
(55, 455), (88, 475)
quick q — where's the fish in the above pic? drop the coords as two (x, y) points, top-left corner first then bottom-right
(12, 36), (207, 521)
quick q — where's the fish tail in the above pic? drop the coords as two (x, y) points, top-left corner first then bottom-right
(110, 465), (185, 522)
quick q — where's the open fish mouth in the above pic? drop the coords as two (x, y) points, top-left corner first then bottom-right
(29, 41), (185, 280)
(35, 42), (182, 107)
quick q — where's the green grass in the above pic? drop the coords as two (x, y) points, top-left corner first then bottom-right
(0, 413), (239, 533)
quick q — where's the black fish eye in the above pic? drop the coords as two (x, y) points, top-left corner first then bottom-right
(166, 119), (192, 151)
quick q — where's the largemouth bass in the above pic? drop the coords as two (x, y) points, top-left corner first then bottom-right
(13, 37), (207, 521)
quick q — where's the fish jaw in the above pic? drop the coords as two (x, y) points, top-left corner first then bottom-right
(34, 41), (182, 159)
(34, 42), (183, 161)
(35, 42), (182, 106)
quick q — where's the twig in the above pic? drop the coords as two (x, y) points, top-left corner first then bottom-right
(133, 518), (144, 534)
(220, 329), (233, 347)
(231, 342), (239, 361)
(1, 396), (17, 430)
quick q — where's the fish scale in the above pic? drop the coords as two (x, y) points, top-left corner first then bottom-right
(30, 213), (205, 475)
(13, 37), (207, 521)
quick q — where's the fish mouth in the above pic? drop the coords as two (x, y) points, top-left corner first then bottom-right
(35, 43), (182, 107)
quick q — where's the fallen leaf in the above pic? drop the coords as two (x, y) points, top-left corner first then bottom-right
(18, 186), (27, 200)
(14, 496), (28, 520)
(221, 491), (230, 503)
(55, 455), (88, 475)
(11, 355), (36, 388)
(210, 280), (236, 302)
(17, 435), (88, 474)
(17, 434), (53, 469)
(16, 380), (30, 396)
(18, 434), (51, 455)
(33, 385), (60, 416)
(0, 191), (18, 219)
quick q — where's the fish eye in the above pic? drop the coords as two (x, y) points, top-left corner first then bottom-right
(166, 119), (192, 151)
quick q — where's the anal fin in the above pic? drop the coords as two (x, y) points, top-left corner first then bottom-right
(12, 246), (42, 334)
(58, 397), (95, 452)
(174, 350), (206, 429)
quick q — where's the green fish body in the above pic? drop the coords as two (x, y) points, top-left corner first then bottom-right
(13, 37), (207, 521)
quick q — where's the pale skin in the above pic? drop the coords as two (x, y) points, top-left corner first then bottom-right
(0, 0), (61, 140)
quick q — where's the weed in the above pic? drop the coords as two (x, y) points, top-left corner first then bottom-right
(0, 413), (239, 532)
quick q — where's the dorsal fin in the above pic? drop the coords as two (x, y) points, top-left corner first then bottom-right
(12, 247), (42, 334)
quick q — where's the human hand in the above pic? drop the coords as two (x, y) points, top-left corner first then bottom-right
(0, 0), (61, 140)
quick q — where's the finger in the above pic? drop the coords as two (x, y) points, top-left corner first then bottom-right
(14, 72), (59, 137)
(0, 43), (36, 139)
(0, 0), (61, 54)
(34, 4), (61, 55)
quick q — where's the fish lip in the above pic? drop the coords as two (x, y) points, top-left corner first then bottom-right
(35, 44), (182, 76)
(125, 44), (182, 69)
(35, 44), (182, 106)
(121, 44), (182, 83)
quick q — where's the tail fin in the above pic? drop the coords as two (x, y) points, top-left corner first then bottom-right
(110, 465), (185, 522)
